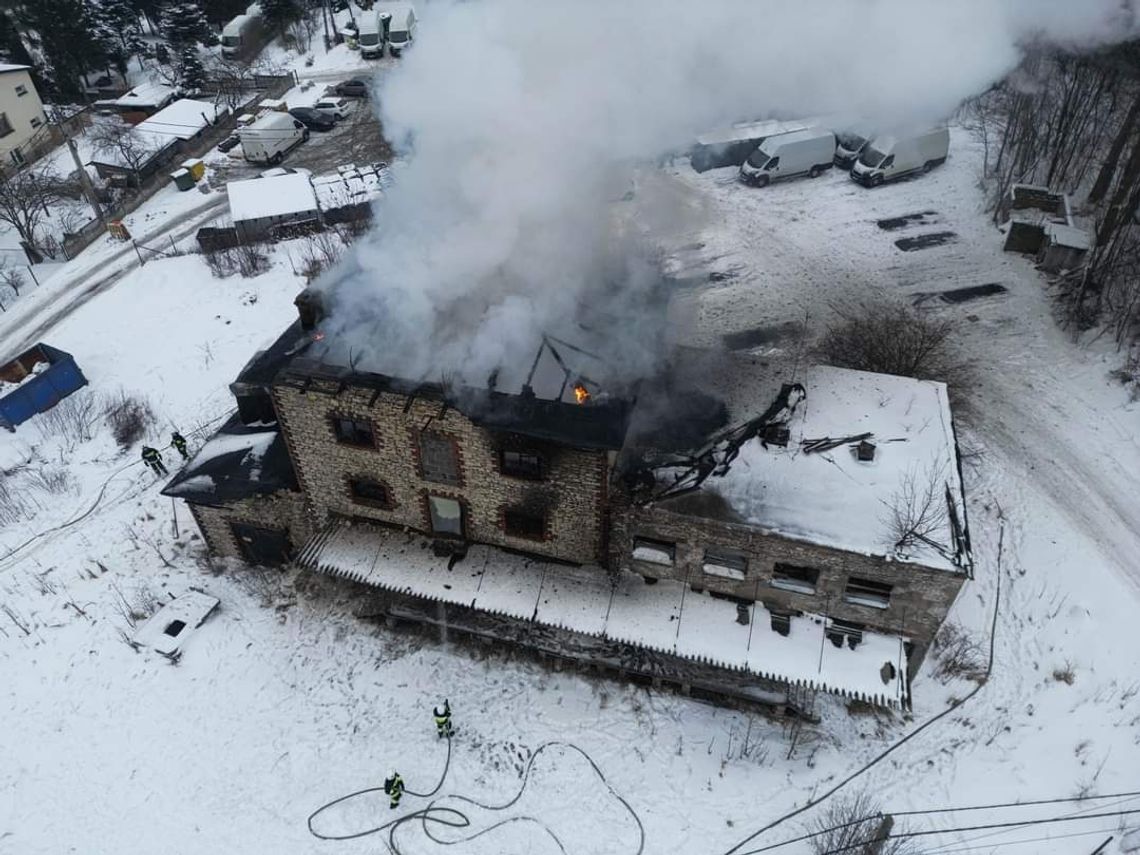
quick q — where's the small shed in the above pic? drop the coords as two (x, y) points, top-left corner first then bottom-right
(1039, 222), (1092, 273)
(0, 343), (88, 431)
(227, 172), (320, 241)
(1000, 184), (1072, 255)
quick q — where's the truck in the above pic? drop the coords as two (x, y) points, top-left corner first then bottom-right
(689, 118), (811, 173)
(239, 112), (308, 166)
(0, 343), (88, 431)
(221, 4), (266, 61)
(386, 5), (417, 56)
(358, 10), (387, 58)
(739, 128), (836, 187)
(850, 128), (950, 187)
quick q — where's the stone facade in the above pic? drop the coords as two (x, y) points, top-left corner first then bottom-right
(271, 378), (611, 565)
(189, 490), (313, 562)
(612, 498), (967, 671)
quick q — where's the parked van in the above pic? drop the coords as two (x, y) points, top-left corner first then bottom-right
(850, 128), (950, 187)
(739, 128), (836, 187)
(386, 5), (416, 56)
(358, 10), (386, 58)
(221, 5), (266, 61)
(834, 127), (875, 169)
(239, 112), (308, 165)
(690, 118), (810, 173)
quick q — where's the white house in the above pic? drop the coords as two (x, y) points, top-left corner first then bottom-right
(0, 65), (49, 168)
(227, 172), (320, 241)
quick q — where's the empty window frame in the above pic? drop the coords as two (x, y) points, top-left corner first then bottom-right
(331, 415), (375, 448)
(419, 432), (460, 485)
(348, 476), (391, 508)
(702, 548), (747, 581)
(632, 537), (675, 566)
(15, 84), (28, 96)
(30, 116), (42, 129)
(827, 618), (865, 650)
(503, 508), (545, 540)
(769, 612), (791, 637)
(427, 495), (463, 537)
(500, 449), (544, 480)
(843, 577), (893, 609)
(770, 563), (819, 595)
(0, 113), (12, 137)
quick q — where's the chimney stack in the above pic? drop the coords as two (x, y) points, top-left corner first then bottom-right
(295, 288), (325, 331)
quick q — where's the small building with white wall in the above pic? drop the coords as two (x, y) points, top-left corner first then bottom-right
(0, 64), (49, 168)
(227, 172), (320, 241)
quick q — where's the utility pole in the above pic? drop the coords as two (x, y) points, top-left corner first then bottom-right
(53, 108), (105, 223)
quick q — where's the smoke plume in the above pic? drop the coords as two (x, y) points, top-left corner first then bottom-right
(317, 0), (1136, 386)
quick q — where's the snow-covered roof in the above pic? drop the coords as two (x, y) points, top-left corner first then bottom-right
(138, 99), (226, 141)
(709, 365), (966, 573)
(227, 173), (319, 222)
(695, 119), (810, 147)
(299, 522), (910, 707)
(1044, 222), (1091, 250)
(111, 82), (177, 109)
(312, 163), (390, 211)
(0, 64), (30, 74)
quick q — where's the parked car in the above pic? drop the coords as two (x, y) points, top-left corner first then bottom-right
(333, 78), (369, 98)
(289, 107), (336, 132)
(739, 128), (836, 187)
(313, 97), (356, 120)
(850, 128), (950, 187)
(260, 166), (312, 178)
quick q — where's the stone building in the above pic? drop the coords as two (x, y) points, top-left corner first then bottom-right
(164, 295), (972, 713)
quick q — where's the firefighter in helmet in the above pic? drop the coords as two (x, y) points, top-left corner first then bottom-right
(383, 769), (404, 810)
(433, 699), (453, 739)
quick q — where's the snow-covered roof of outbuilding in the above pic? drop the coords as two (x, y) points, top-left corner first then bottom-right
(139, 98), (226, 141)
(0, 64), (30, 74)
(111, 82), (177, 109)
(312, 163), (390, 211)
(694, 364), (968, 573)
(227, 173), (319, 222)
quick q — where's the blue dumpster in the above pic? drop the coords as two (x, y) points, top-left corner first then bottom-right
(0, 343), (88, 430)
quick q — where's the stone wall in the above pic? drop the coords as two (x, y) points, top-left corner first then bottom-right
(188, 489), (313, 561)
(612, 497), (966, 666)
(272, 380), (610, 565)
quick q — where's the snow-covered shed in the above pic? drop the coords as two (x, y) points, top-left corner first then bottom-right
(227, 173), (320, 241)
(94, 82), (178, 124)
(90, 99), (229, 184)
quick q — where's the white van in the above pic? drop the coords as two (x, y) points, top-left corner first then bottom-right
(386, 5), (416, 55)
(850, 128), (950, 187)
(739, 128), (836, 187)
(239, 112), (308, 165)
(358, 10), (385, 58)
(834, 127), (875, 170)
(221, 7), (266, 61)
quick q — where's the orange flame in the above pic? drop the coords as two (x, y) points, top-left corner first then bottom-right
(312, 331), (326, 342)
(573, 383), (590, 405)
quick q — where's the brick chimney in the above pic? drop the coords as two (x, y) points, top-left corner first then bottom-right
(294, 288), (325, 331)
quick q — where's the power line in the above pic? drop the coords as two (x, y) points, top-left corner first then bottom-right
(919, 825), (1122, 855)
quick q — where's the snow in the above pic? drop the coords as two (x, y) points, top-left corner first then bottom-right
(140, 98), (227, 141)
(701, 561), (746, 581)
(631, 544), (673, 566)
(227, 173), (319, 222)
(713, 364), (965, 572)
(0, 63), (30, 73)
(104, 82), (177, 109)
(184, 429), (275, 469)
(695, 118), (811, 147)
(301, 521), (909, 705)
(312, 163), (389, 210)
(133, 590), (220, 655)
(0, 360), (49, 396)
(1045, 221), (1092, 250)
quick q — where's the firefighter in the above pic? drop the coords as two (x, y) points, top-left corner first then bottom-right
(141, 445), (167, 476)
(383, 769), (404, 810)
(171, 431), (189, 459)
(433, 699), (453, 739)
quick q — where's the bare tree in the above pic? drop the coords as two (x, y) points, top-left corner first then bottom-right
(0, 258), (26, 296)
(0, 163), (65, 251)
(885, 461), (951, 557)
(89, 117), (156, 186)
(808, 792), (919, 855)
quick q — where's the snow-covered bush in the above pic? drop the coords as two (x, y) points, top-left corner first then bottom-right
(932, 621), (987, 684)
(808, 792), (919, 855)
(103, 392), (156, 450)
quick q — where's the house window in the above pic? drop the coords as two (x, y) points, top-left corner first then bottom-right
(331, 415), (375, 448)
(827, 619), (865, 650)
(702, 548), (747, 581)
(504, 507), (545, 540)
(9, 148), (25, 166)
(15, 84), (27, 97)
(843, 577), (893, 610)
(770, 563), (819, 595)
(427, 495), (463, 537)
(419, 432), (460, 485)
(632, 537), (675, 566)
(500, 449), (544, 480)
(30, 116), (42, 129)
(0, 113), (12, 137)
(349, 476), (391, 508)
(769, 611), (791, 637)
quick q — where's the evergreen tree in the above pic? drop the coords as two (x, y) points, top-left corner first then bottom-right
(161, 1), (215, 49)
(258, 0), (301, 36)
(202, 0), (247, 28)
(90, 0), (145, 75)
(176, 43), (205, 90)
(16, 0), (110, 101)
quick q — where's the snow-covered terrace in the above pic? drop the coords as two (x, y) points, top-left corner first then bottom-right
(707, 365), (969, 574)
(312, 163), (390, 211)
(298, 522), (909, 707)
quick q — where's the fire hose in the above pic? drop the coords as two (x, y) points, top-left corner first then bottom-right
(306, 739), (645, 854)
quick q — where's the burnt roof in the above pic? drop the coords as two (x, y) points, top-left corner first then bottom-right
(161, 414), (298, 505)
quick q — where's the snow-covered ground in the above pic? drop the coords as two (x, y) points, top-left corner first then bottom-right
(2, 124), (1140, 855)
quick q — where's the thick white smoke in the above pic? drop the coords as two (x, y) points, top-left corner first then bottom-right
(318, 0), (1135, 385)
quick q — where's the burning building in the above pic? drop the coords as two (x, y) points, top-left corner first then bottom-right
(164, 293), (971, 715)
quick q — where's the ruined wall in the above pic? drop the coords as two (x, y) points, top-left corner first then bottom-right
(272, 380), (609, 565)
(612, 497), (966, 662)
(188, 490), (314, 561)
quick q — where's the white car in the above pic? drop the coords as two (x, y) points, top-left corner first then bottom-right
(313, 97), (355, 120)
(260, 166), (312, 178)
